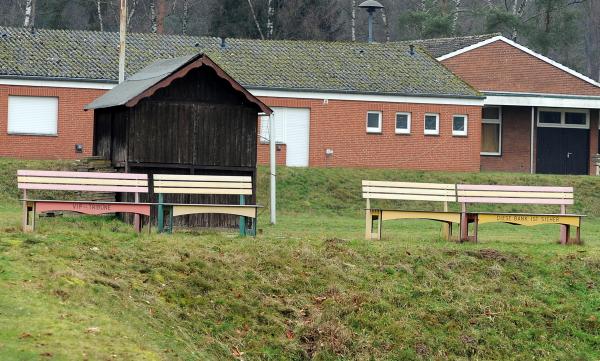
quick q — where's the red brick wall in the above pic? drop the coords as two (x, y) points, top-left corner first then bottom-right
(589, 110), (599, 175)
(257, 143), (286, 165)
(442, 40), (600, 96)
(0, 85), (106, 159)
(481, 106), (532, 173)
(257, 97), (482, 172)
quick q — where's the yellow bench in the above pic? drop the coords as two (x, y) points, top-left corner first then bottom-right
(363, 181), (459, 240)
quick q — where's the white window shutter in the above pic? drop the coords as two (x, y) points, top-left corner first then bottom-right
(8, 96), (58, 135)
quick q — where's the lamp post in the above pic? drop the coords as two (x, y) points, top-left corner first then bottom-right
(358, 0), (384, 43)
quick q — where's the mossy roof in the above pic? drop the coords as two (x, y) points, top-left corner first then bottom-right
(0, 26), (481, 98)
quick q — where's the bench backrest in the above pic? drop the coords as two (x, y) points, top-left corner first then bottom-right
(456, 184), (574, 206)
(362, 181), (456, 202)
(17, 170), (149, 194)
(153, 174), (253, 196)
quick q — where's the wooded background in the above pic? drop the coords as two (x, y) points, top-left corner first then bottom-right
(1, 0), (599, 81)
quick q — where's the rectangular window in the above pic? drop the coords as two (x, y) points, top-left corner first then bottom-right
(366, 111), (382, 133)
(8, 96), (58, 135)
(395, 112), (411, 134)
(481, 106), (501, 155)
(452, 115), (468, 136)
(538, 108), (589, 129)
(424, 113), (439, 135)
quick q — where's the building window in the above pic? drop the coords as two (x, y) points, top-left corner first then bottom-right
(452, 115), (468, 136)
(366, 111), (382, 133)
(395, 112), (411, 134)
(8, 96), (58, 136)
(538, 108), (589, 128)
(424, 113), (439, 135)
(481, 106), (501, 156)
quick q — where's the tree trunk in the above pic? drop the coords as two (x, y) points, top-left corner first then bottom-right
(381, 7), (390, 42)
(182, 0), (189, 35)
(23, 0), (35, 28)
(156, 0), (167, 34)
(452, 0), (461, 34)
(584, 0), (600, 81)
(247, 0), (265, 40)
(266, 0), (274, 39)
(351, 0), (356, 41)
(127, 0), (138, 31)
(150, 1), (157, 33)
(97, 0), (104, 31)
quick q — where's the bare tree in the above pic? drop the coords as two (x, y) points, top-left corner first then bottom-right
(96, 0), (104, 31)
(351, 0), (356, 41)
(23, 0), (35, 27)
(266, 0), (274, 39)
(127, 0), (138, 30)
(150, 0), (157, 32)
(583, 0), (600, 81)
(247, 0), (264, 39)
(182, 0), (189, 34)
(156, 0), (167, 33)
(381, 6), (390, 42)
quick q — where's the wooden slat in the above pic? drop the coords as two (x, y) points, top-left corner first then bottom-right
(457, 190), (573, 199)
(457, 184), (573, 192)
(363, 186), (455, 196)
(18, 183), (148, 193)
(363, 193), (455, 202)
(153, 181), (252, 189)
(457, 196), (573, 205)
(362, 180), (454, 189)
(154, 174), (251, 182)
(17, 170), (147, 180)
(18, 176), (147, 187)
(154, 187), (252, 195)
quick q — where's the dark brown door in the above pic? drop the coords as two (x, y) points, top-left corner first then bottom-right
(537, 128), (589, 175)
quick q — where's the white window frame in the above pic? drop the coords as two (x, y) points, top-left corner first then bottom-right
(7, 95), (59, 136)
(537, 107), (589, 129)
(366, 111), (382, 133)
(395, 112), (411, 134)
(481, 106), (502, 156)
(423, 113), (439, 135)
(452, 114), (468, 136)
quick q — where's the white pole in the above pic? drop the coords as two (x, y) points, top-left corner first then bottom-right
(269, 113), (276, 224)
(118, 0), (127, 84)
(530, 106), (535, 174)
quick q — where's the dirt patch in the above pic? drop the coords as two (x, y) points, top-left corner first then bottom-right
(466, 249), (519, 262)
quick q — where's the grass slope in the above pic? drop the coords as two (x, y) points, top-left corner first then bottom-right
(0, 159), (598, 360)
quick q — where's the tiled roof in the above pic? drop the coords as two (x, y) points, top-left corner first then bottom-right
(409, 33), (502, 58)
(0, 26), (481, 98)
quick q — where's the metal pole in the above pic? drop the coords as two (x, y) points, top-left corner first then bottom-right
(118, 0), (127, 84)
(530, 106), (535, 174)
(269, 113), (276, 224)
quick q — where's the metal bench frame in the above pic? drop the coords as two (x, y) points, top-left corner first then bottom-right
(18, 170), (150, 232)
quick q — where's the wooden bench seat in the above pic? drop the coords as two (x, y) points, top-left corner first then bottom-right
(18, 170), (150, 232)
(457, 184), (583, 244)
(363, 181), (459, 240)
(154, 174), (260, 236)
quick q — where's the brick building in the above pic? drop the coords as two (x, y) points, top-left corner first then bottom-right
(0, 27), (598, 174)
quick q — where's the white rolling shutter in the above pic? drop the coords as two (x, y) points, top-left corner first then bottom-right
(270, 107), (310, 167)
(8, 96), (58, 135)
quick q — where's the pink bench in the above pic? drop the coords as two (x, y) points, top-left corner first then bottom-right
(18, 170), (150, 232)
(458, 184), (583, 244)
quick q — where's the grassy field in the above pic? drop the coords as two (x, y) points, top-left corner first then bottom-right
(0, 159), (599, 360)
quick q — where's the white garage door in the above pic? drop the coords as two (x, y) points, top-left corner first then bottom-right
(268, 107), (310, 167)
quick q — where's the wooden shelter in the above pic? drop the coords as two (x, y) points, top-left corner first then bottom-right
(86, 53), (271, 228)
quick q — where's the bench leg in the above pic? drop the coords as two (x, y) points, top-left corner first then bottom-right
(472, 216), (479, 243)
(575, 226), (581, 244)
(560, 225), (568, 245)
(22, 201), (36, 232)
(460, 212), (468, 242)
(375, 211), (382, 240)
(365, 209), (372, 240)
(441, 222), (452, 241)
(239, 216), (247, 236)
(168, 206), (174, 234)
(157, 195), (164, 233)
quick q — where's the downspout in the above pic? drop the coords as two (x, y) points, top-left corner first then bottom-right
(530, 106), (535, 174)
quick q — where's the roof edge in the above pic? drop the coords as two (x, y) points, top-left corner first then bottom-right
(437, 35), (600, 88)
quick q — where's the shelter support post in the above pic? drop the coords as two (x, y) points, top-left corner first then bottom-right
(157, 194), (164, 233)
